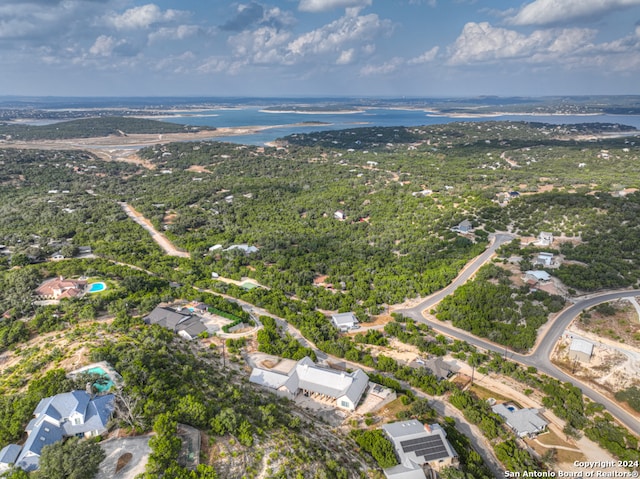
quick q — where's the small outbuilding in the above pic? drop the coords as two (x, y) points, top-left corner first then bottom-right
(569, 338), (594, 363)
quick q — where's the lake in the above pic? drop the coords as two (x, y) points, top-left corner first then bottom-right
(161, 107), (640, 145)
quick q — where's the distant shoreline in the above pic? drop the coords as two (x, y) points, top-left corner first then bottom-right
(426, 111), (604, 119)
(259, 109), (364, 115)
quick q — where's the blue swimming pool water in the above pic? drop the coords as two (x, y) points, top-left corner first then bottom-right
(86, 367), (114, 392)
(88, 282), (106, 293)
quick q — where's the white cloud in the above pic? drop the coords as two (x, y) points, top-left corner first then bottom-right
(89, 35), (116, 56)
(229, 26), (292, 64)
(447, 22), (596, 65)
(226, 7), (391, 68)
(360, 57), (404, 75)
(408, 46), (439, 64)
(298, 0), (372, 13)
(148, 25), (200, 43)
(336, 48), (355, 64)
(508, 0), (640, 26)
(287, 9), (392, 57)
(106, 4), (187, 30)
(197, 56), (247, 74)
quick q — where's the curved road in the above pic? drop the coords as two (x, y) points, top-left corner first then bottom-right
(396, 250), (640, 436)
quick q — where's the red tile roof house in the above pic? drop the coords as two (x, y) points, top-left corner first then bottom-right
(34, 277), (87, 300)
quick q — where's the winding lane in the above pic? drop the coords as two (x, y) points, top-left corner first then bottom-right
(395, 235), (640, 436)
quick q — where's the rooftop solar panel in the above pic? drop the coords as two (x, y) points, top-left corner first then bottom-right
(400, 435), (449, 462)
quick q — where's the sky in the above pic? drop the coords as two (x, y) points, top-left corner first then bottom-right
(1, 0), (640, 97)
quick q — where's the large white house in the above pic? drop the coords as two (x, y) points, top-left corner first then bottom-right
(250, 357), (369, 411)
(5, 391), (114, 472)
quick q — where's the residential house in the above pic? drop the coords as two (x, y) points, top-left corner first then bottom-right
(524, 270), (551, 283)
(535, 252), (555, 267)
(0, 445), (22, 472)
(11, 391), (114, 471)
(381, 420), (458, 479)
(451, 220), (472, 233)
(144, 306), (208, 340)
(569, 338), (593, 363)
(331, 312), (358, 331)
(334, 210), (345, 220)
(410, 357), (460, 381)
(50, 252), (65, 261)
(250, 356), (369, 411)
(34, 277), (87, 301)
(537, 232), (554, 246)
(491, 403), (548, 438)
(176, 317), (208, 341)
(225, 244), (259, 254)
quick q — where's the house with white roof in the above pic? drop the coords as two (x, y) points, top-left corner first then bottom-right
(537, 232), (554, 246)
(535, 252), (555, 267)
(569, 338), (593, 363)
(8, 390), (114, 472)
(331, 312), (358, 331)
(225, 244), (259, 254)
(381, 420), (458, 478)
(491, 403), (548, 438)
(524, 270), (551, 283)
(249, 357), (369, 411)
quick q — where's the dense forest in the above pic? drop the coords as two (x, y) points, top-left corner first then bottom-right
(1, 119), (640, 476)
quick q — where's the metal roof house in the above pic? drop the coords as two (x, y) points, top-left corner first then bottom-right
(535, 252), (555, 267)
(569, 338), (594, 363)
(0, 445), (22, 472)
(250, 357), (369, 411)
(491, 403), (548, 438)
(331, 312), (358, 331)
(524, 270), (552, 282)
(10, 391), (114, 472)
(381, 420), (458, 478)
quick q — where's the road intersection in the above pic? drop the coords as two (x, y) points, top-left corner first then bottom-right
(395, 234), (640, 436)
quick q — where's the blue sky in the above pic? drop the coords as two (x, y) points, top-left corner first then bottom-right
(1, 0), (640, 97)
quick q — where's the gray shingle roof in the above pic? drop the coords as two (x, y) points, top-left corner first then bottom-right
(176, 316), (208, 339)
(492, 404), (548, 437)
(145, 306), (190, 330)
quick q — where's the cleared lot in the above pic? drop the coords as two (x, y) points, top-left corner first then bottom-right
(96, 435), (152, 479)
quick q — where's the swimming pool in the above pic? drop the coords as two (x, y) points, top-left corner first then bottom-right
(87, 282), (106, 293)
(86, 367), (114, 392)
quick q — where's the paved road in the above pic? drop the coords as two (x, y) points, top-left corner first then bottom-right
(400, 233), (514, 314)
(398, 273), (640, 436)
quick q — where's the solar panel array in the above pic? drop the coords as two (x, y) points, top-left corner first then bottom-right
(400, 435), (449, 463)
